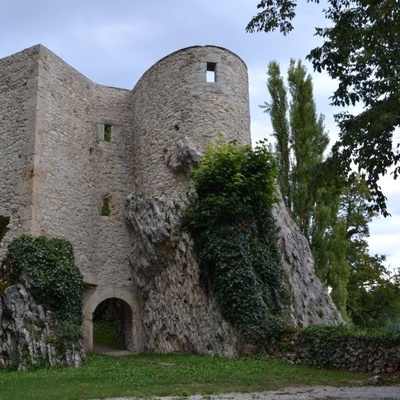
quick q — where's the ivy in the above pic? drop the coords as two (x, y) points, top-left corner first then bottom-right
(183, 137), (287, 342)
(5, 235), (83, 328)
(298, 325), (400, 368)
(0, 261), (15, 296)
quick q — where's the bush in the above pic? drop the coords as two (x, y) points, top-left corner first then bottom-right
(5, 235), (83, 327)
(183, 137), (287, 342)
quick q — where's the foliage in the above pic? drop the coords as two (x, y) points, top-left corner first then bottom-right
(263, 59), (352, 316)
(262, 58), (397, 322)
(0, 353), (375, 400)
(247, 0), (400, 215)
(246, 0), (298, 35)
(101, 199), (110, 216)
(347, 261), (400, 328)
(299, 324), (400, 368)
(5, 235), (83, 328)
(336, 175), (400, 326)
(262, 58), (330, 238)
(183, 136), (286, 341)
(0, 260), (15, 296)
(93, 321), (126, 350)
(93, 299), (126, 349)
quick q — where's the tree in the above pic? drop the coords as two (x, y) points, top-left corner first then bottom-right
(263, 59), (397, 320)
(247, 0), (400, 216)
(264, 59), (352, 315)
(265, 61), (291, 209)
(341, 176), (400, 327)
(263, 59), (330, 239)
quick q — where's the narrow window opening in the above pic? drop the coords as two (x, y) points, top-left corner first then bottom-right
(101, 199), (110, 217)
(104, 125), (112, 142)
(0, 216), (10, 243)
(206, 62), (217, 82)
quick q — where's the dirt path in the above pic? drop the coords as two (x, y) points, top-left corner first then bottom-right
(93, 344), (132, 356)
(98, 385), (400, 400)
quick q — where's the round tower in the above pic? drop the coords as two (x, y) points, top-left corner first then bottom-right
(130, 45), (251, 199)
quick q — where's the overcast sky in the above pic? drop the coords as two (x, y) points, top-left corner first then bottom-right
(1, 0), (398, 272)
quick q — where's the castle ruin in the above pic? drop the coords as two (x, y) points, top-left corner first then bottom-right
(0, 45), (342, 356)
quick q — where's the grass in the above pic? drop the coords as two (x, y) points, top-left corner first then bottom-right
(0, 352), (397, 400)
(93, 321), (126, 350)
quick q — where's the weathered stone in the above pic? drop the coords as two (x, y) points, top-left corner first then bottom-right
(0, 284), (84, 369)
(126, 187), (344, 355)
(272, 190), (345, 327)
(368, 375), (385, 386)
(126, 192), (240, 356)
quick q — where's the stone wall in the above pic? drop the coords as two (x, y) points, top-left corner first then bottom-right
(279, 330), (400, 374)
(130, 45), (251, 200)
(0, 47), (38, 258)
(33, 46), (136, 289)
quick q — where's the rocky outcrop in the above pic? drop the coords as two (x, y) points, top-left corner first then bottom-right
(0, 282), (84, 370)
(127, 192), (240, 356)
(272, 195), (345, 327)
(126, 189), (343, 356)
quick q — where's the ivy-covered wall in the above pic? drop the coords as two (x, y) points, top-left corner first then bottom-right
(279, 326), (400, 374)
(0, 235), (84, 369)
(183, 138), (287, 342)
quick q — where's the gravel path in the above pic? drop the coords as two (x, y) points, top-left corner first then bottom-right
(98, 385), (400, 400)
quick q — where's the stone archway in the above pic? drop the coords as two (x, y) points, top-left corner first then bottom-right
(83, 286), (143, 353)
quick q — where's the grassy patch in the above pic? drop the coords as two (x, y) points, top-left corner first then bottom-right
(93, 321), (125, 350)
(0, 353), (392, 400)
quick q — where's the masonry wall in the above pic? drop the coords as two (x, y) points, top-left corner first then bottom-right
(279, 330), (400, 374)
(0, 46), (39, 256)
(32, 46), (135, 289)
(130, 45), (251, 199)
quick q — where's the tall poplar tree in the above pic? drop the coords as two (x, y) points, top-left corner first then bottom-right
(263, 59), (350, 316)
(263, 61), (397, 320)
(263, 59), (329, 237)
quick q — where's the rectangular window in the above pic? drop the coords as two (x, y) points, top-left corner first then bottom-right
(206, 62), (217, 82)
(101, 199), (110, 216)
(104, 124), (112, 142)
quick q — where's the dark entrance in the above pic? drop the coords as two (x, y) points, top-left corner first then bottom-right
(93, 298), (132, 351)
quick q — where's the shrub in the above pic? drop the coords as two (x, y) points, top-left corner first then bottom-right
(5, 235), (83, 328)
(183, 136), (287, 342)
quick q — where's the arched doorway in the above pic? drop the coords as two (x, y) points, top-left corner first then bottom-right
(93, 298), (132, 351)
(83, 287), (143, 353)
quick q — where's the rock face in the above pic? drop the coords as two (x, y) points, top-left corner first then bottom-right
(127, 192), (240, 356)
(0, 282), (84, 370)
(126, 188), (344, 356)
(272, 193), (345, 327)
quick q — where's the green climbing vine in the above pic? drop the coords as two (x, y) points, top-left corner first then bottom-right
(183, 136), (287, 342)
(4, 235), (84, 349)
